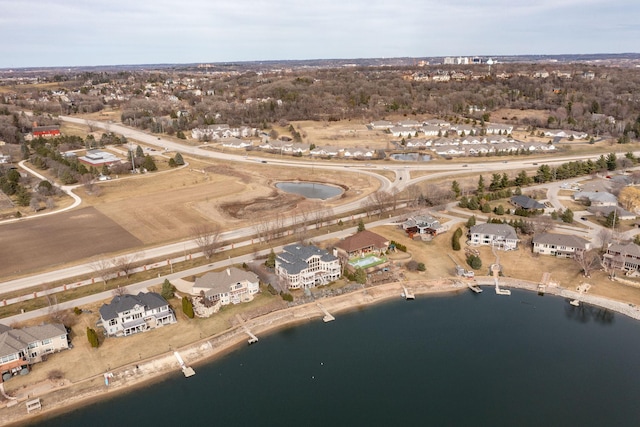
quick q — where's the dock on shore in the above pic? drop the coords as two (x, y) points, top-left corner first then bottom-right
(174, 351), (196, 377)
(317, 303), (335, 322)
(402, 286), (415, 300)
(467, 282), (483, 293)
(236, 314), (259, 343)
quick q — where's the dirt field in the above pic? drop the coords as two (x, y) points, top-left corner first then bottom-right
(0, 207), (142, 278)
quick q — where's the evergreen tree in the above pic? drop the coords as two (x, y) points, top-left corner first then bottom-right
(265, 249), (276, 268)
(161, 279), (175, 300)
(466, 254), (482, 270)
(452, 227), (462, 251)
(357, 219), (365, 232)
(477, 175), (485, 195)
(481, 202), (491, 213)
(561, 208), (574, 223)
(466, 215), (476, 228)
(451, 180), (461, 198)
(606, 210), (619, 228)
(353, 267), (367, 284)
(174, 152), (185, 165)
(86, 327), (100, 348)
(142, 155), (157, 171)
(135, 145), (144, 158)
(182, 296), (194, 319)
(606, 152), (617, 171)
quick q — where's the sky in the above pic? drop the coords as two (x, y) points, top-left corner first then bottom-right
(1, 0), (639, 68)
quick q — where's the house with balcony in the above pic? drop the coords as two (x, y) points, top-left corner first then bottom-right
(0, 323), (69, 382)
(603, 242), (640, 272)
(192, 267), (260, 305)
(469, 223), (519, 250)
(532, 233), (591, 258)
(99, 292), (176, 337)
(275, 244), (341, 289)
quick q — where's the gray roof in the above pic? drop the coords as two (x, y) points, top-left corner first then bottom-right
(607, 242), (640, 258)
(511, 195), (545, 210)
(99, 292), (169, 321)
(0, 323), (67, 358)
(194, 268), (258, 296)
(277, 244), (337, 275)
(574, 191), (617, 204)
(470, 223), (518, 240)
(532, 233), (590, 249)
(587, 206), (636, 218)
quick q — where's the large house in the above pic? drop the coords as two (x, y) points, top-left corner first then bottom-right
(603, 242), (640, 272)
(469, 223), (519, 250)
(0, 323), (69, 382)
(99, 292), (176, 337)
(275, 244), (341, 289)
(334, 230), (389, 259)
(192, 267), (260, 305)
(532, 233), (591, 258)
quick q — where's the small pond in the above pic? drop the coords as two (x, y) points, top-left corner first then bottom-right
(275, 181), (343, 200)
(390, 153), (431, 162)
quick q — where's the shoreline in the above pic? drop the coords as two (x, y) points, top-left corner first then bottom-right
(4, 277), (640, 425)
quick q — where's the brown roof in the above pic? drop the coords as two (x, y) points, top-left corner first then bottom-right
(335, 230), (389, 253)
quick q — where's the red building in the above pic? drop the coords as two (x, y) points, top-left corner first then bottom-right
(32, 125), (61, 138)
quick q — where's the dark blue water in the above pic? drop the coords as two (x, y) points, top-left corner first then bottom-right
(275, 182), (343, 199)
(35, 290), (640, 426)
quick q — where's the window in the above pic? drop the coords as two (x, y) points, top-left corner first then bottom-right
(42, 339), (52, 345)
(28, 342), (39, 349)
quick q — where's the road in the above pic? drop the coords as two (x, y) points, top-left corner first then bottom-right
(2, 116), (634, 295)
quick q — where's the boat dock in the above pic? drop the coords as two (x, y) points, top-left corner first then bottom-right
(236, 314), (259, 343)
(402, 286), (415, 300)
(242, 325), (259, 344)
(174, 351), (195, 377)
(467, 282), (483, 293)
(317, 303), (335, 322)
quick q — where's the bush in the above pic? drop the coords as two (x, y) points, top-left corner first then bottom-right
(73, 307), (82, 316)
(466, 254), (482, 270)
(452, 227), (463, 251)
(86, 327), (100, 348)
(281, 292), (294, 302)
(417, 263), (426, 272)
(390, 240), (407, 252)
(406, 260), (419, 271)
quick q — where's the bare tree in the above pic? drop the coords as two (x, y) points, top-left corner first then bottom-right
(112, 286), (129, 296)
(532, 216), (555, 235)
(192, 224), (221, 259)
(575, 250), (601, 277)
(598, 228), (613, 251)
(113, 252), (143, 278)
(90, 256), (116, 288)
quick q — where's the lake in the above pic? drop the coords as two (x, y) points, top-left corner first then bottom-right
(38, 290), (640, 426)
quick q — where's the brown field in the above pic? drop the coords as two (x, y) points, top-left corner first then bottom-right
(0, 206), (142, 277)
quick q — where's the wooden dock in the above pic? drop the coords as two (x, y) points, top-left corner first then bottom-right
(26, 398), (41, 413)
(402, 286), (415, 300)
(317, 303), (335, 322)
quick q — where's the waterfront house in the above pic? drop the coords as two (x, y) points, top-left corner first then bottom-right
(603, 242), (640, 272)
(0, 323), (69, 382)
(334, 230), (390, 259)
(275, 244), (341, 289)
(99, 292), (176, 337)
(469, 223), (519, 250)
(532, 233), (591, 258)
(192, 267), (260, 305)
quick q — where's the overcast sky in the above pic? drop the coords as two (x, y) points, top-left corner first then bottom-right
(1, 0), (638, 68)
